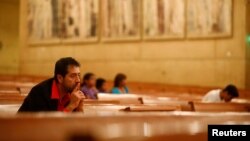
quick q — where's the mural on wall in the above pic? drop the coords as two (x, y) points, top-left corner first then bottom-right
(143, 0), (185, 39)
(27, 0), (233, 44)
(187, 0), (232, 38)
(61, 0), (99, 42)
(27, 0), (99, 44)
(27, 0), (60, 43)
(102, 0), (140, 41)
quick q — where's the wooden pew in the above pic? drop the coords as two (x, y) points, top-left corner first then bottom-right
(143, 133), (206, 141)
(84, 104), (181, 115)
(189, 101), (250, 112)
(0, 91), (28, 106)
(17, 87), (31, 95)
(0, 93), (191, 113)
(121, 105), (180, 112)
(0, 112), (250, 141)
(1, 74), (250, 100)
(3, 99), (248, 114)
(0, 81), (34, 94)
(0, 93), (25, 104)
(0, 90), (20, 95)
(0, 84), (248, 113)
(0, 104), (20, 114)
(86, 93), (193, 113)
(2, 93), (249, 113)
(0, 74), (47, 83)
(0, 81), (34, 96)
(0, 81), (36, 88)
(232, 98), (250, 104)
(105, 81), (250, 100)
(84, 99), (120, 105)
(98, 93), (143, 104)
(141, 96), (194, 111)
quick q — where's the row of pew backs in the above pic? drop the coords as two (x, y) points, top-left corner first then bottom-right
(1, 74), (250, 98)
(0, 112), (250, 141)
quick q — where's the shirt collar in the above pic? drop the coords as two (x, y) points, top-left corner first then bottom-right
(51, 80), (60, 99)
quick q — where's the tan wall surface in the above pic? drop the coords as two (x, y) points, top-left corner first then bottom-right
(246, 0), (250, 88)
(0, 0), (246, 88)
(0, 0), (19, 74)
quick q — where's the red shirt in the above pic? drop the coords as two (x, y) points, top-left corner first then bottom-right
(51, 80), (70, 112)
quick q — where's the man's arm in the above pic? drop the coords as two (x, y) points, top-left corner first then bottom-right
(64, 83), (85, 112)
(18, 87), (38, 112)
(17, 86), (48, 112)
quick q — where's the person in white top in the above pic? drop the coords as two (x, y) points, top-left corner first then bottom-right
(202, 84), (239, 103)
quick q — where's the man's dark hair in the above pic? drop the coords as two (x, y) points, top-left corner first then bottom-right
(54, 57), (80, 82)
(222, 84), (239, 98)
(82, 72), (95, 86)
(96, 78), (106, 90)
(114, 73), (126, 87)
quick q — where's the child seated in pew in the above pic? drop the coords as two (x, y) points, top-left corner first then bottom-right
(111, 73), (129, 94)
(81, 73), (98, 99)
(202, 84), (239, 103)
(96, 78), (108, 93)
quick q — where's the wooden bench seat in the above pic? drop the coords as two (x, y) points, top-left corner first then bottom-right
(0, 112), (250, 141)
(0, 90), (20, 95)
(84, 99), (120, 105)
(0, 81), (36, 88)
(121, 105), (180, 112)
(0, 81), (34, 95)
(0, 75), (47, 83)
(190, 102), (250, 112)
(1, 93), (249, 113)
(1, 74), (250, 100)
(0, 93), (25, 104)
(0, 104), (20, 113)
(98, 93), (143, 104)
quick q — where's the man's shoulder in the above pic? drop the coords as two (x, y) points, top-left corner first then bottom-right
(36, 78), (53, 86)
(207, 89), (221, 95)
(202, 89), (221, 102)
(18, 78), (55, 112)
(29, 78), (54, 96)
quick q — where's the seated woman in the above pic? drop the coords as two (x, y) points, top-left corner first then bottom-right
(111, 73), (129, 94)
(81, 72), (98, 99)
(96, 78), (108, 93)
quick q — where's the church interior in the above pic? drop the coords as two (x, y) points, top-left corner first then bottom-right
(0, 0), (250, 141)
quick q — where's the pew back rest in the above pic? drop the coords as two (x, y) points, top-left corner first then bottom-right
(98, 93), (143, 104)
(190, 102), (250, 112)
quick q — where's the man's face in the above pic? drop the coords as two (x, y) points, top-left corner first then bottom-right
(222, 92), (233, 102)
(88, 75), (96, 87)
(102, 82), (108, 92)
(61, 65), (81, 93)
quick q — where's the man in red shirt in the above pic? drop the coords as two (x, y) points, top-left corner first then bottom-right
(18, 57), (85, 112)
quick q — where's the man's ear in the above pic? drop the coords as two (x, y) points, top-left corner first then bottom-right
(57, 74), (64, 84)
